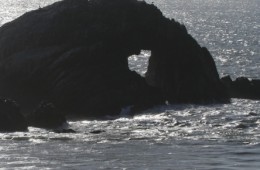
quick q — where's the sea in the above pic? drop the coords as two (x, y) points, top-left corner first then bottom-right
(0, 0), (259, 169)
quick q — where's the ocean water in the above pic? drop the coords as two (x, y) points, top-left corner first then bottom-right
(0, 0), (260, 169)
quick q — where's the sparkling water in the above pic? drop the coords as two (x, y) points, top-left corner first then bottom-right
(0, 0), (259, 169)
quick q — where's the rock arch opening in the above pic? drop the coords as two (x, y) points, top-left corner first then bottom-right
(128, 50), (151, 76)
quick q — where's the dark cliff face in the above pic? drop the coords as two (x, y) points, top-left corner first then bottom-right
(0, 0), (229, 117)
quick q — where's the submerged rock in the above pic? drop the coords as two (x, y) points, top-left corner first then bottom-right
(0, 98), (28, 132)
(248, 112), (258, 116)
(53, 128), (76, 133)
(89, 130), (106, 134)
(221, 76), (260, 100)
(0, 0), (229, 118)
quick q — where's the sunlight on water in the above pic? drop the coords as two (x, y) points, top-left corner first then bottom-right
(1, 99), (259, 169)
(0, 0), (259, 169)
(0, 0), (61, 26)
(128, 50), (151, 76)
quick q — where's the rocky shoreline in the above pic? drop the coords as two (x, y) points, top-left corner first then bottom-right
(0, 99), (69, 132)
(221, 76), (260, 100)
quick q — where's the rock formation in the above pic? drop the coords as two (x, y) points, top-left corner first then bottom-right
(26, 101), (67, 128)
(221, 76), (260, 100)
(0, 0), (229, 118)
(0, 98), (28, 132)
(0, 98), (70, 132)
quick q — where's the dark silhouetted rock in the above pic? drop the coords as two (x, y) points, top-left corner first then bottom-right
(221, 76), (260, 100)
(145, 43), (229, 103)
(0, 0), (229, 118)
(0, 98), (28, 132)
(90, 130), (106, 134)
(26, 102), (67, 128)
(53, 128), (76, 133)
(248, 112), (257, 116)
